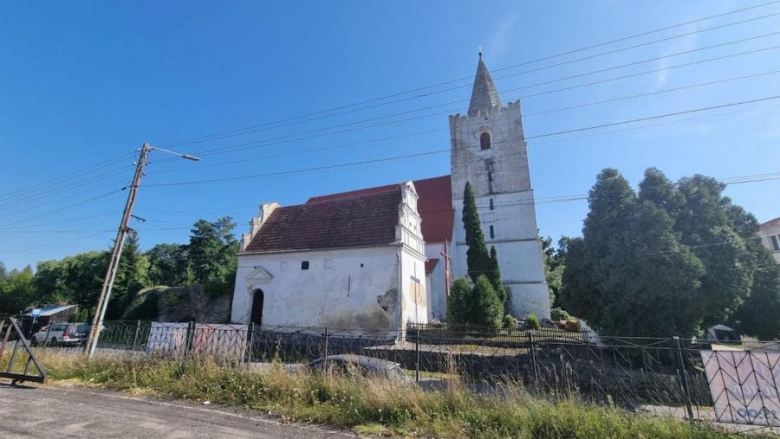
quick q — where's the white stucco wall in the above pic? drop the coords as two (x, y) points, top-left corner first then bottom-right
(448, 100), (550, 320)
(424, 241), (448, 321)
(231, 246), (402, 331)
(232, 181), (430, 333)
(399, 247), (428, 327)
(758, 221), (780, 264)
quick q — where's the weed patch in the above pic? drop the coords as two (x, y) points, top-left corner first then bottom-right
(33, 351), (764, 439)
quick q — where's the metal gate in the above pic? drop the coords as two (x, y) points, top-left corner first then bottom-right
(0, 317), (47, 384)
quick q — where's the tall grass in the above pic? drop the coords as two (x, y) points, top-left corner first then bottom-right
(35, 351), (757, 439)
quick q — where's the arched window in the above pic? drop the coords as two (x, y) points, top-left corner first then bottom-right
(480, 132), (491, 150)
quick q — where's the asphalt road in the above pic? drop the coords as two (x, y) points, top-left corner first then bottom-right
(0, 382), (358, 438)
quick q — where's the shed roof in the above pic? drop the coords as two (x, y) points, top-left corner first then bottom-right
(25, 304), (77, 317)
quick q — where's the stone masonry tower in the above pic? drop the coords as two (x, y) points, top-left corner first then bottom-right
(449, 54), (550, 319)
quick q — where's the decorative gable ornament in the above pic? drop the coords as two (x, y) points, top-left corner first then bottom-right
(244, 266), (273, 293)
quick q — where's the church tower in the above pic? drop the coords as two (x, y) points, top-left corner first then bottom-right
(449, 54), (550, 319)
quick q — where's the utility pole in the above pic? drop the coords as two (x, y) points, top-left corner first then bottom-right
(85, 143), (150, 358)
(85, 143), (199, 358)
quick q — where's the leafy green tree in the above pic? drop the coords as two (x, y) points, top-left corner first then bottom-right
(447, 278), (472, 326)
(638, 167), (683, 213)
(471, 275), (503, 330)
(35, 251), (109, 312)
(542, 237), (568, 306)
(672, 176), (753, 326)
(147, 243), (189, 286)
(561, 169), (705, 336)
(109, 231), (150, 319)
(188, 217), (239, 287)
(0, 266), (37, 316)
(729, 242), (780, 340)
(559, 237), (600, 324)
(487, 246), (506, 309)
(462, 182), (490, 283)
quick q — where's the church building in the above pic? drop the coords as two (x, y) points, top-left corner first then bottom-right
(231, 55), (549, 332)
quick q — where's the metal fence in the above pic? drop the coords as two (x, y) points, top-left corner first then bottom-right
(29, 320), (780, 431)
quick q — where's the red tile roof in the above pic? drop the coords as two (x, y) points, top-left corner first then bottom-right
(414, 176), (453, 243)
(245, 176), (454, 254)
(243, 187), (402, 253)
(308, 175), (454, 244)
(425, 258), (440, 275)
(760, 217), (780, 229)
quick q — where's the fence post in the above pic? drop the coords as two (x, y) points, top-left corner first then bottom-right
(529, 332), (538, 387)
(415, 326), (420, 383)
(324, 327), (330, 358)
(186, 321), (195, 353)
(246, 322), (255, 365)
(44, 324), (54, 348)
(671, 336), (695, 421)
(131, 320), (141, 352)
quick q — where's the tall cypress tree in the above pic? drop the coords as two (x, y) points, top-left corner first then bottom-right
(462, 182), (490, 283)
(488, 246), (507, 310)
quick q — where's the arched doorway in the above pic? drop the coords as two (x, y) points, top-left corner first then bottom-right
(250, 290), (264, 326)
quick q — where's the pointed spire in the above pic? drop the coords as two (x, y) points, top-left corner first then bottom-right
(468, 53), (502, 117)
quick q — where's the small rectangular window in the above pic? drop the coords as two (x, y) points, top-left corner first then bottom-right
(490, 225), (495, 239)
(301, 261), (310, 270)
(489, 198), (494, 210)
(771, 235), (780, 252)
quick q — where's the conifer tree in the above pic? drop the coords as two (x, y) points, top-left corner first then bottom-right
(471, 275), (503, 330)
(488, 246), (507, 309)
(462, 182), (490, 283)
(448, 278), (472, 326)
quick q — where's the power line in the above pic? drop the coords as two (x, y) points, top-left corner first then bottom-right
(157, 1), (780, 149)
(143, 94), (780, 188)
(147, 69), (780, 177)
(0, 172), (131, 214)
(157, 38), (780, 162)
(5, 92), (778, 235)
(0, 189), (124, 231)
(0, 152), (134, 203)
(4, 1), (776, 207)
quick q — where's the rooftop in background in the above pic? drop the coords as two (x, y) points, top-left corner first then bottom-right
(760, 217), (780, 229)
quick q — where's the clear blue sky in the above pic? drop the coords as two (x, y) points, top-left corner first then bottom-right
(1, 0), (780, 270)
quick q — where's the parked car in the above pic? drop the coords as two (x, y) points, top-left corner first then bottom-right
(31, 323), (90, 347)
(307, 355), (408, 382)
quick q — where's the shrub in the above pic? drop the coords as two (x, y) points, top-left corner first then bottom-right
(447, 278), (472, 326)
(472, 275), (503, 330)
(526, 312), (541, 330)
(550, 308), (570, 321)
(502, 314), (516, 330)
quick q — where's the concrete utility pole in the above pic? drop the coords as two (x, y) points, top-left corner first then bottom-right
(85, 143), (199, 358)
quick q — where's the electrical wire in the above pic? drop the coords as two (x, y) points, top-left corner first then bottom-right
(143, 95), (780, 188)
(157, 1), (780, 149)
(157, 39), (780, 162)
